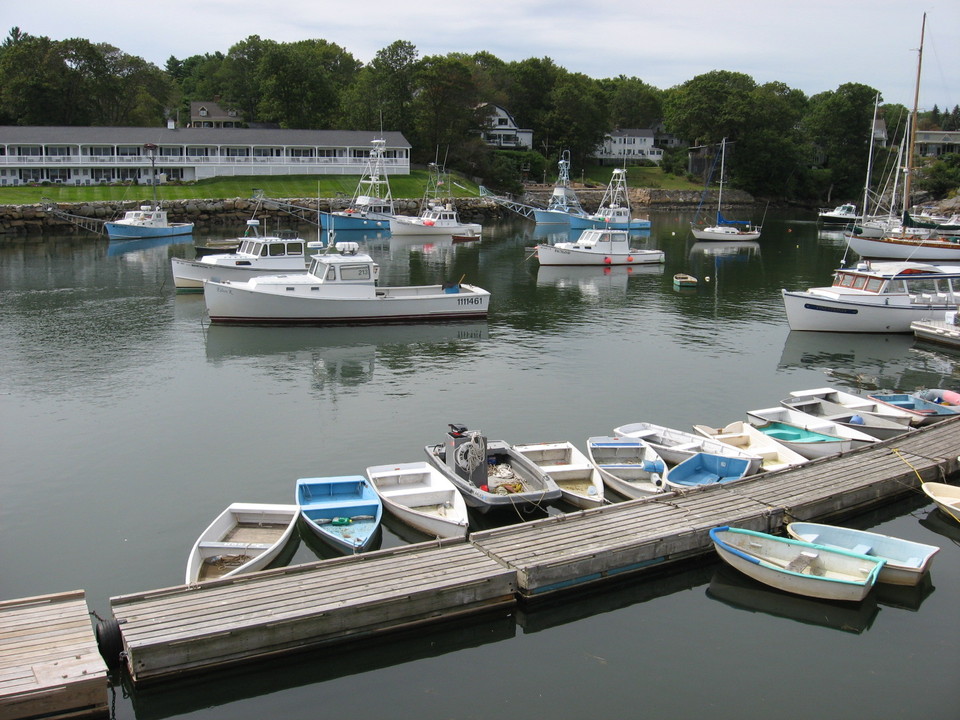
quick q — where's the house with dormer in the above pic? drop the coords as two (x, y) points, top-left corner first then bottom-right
(189, 100), (244, 129)
(590, 129), (663, 165)
(479, 104), (533, 150)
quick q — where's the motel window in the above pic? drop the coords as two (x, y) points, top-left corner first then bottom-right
(116, 146), (140, 156)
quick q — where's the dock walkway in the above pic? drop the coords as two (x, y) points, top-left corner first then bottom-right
(0, 590), (108, 720)
(94, 417), (960, 685)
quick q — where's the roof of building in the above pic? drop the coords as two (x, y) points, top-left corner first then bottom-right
(0, 127), (411, 148)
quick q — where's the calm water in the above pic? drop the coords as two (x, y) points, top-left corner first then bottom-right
(1, 212), (958, 719)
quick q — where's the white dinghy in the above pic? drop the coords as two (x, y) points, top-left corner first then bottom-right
(365, 461), (470, 538)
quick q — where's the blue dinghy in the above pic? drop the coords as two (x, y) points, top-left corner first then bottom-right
(295, 475), (383, 553)
(664, 453), (752, 489)
(867, 392), (960, 426)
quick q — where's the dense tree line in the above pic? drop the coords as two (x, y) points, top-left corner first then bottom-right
(1, 27), (957, 202)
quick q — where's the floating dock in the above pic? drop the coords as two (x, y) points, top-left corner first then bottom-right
(0, 590), (108, 720)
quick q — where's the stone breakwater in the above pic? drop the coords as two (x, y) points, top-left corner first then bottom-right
(0, 189), (755, 236)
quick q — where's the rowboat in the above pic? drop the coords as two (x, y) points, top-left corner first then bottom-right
(662, 453), (752, 489)
(585, 436), (667, 498)
(423, 425), (562, 514)
(692, 420), (808, 473)
(512, 441), (606, 509)
(745, 406), (877, 459)
(673, 273), (698, 289)
(365, 461), (470, 538)
(779, 394), (914, 440)
(709, 526), (885, 602)
(920, 482), (960, 523)
(184, 502), (299, 584)
(612, 421), (762, 475)
(786, 522), (940, 586)
(785, 387), (917, 426)
(295, 475), (383, 553)
(867, 392), (960, 425)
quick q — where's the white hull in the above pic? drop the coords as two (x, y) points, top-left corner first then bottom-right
(921, 482), (960, 523)
(172, 256), (308, 289)
(613, 421), (762, 475)
(389, 217), (482, 236)
(586, 436), (667, 498)
(710, 527), (884, 602)
(536, 244), (664, 266)
(786, 522), (940, 586)
(204, 279), (489, 325)
(847, 233), (960, 260)
(690, 226), (761, 241)
(365, 461), (469, 538)
(746, 406), (877, 447)
(785, 387), (917, 425)
(692, 421), (808, 473)
(512, 441), (605, 509)
(781, 289), (954, 333)
(185, 503), (298, 585)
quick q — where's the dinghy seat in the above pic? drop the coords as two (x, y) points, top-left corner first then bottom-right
(671, 442), (702, 452)
(850, 543), (872, 556)
(785, 550), (822, 575)
(199, 541), (273, 550)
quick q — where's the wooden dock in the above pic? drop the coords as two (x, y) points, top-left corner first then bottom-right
(0, 590), (108, 720)
(89, 416), (960, 686)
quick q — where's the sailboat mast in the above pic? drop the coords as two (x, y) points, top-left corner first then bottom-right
(717, 138), (726, 220)
(903, 12), (925, 212)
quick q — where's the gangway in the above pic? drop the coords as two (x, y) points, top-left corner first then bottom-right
(478, 186), (540, 220)
(252, 189), (322, 227)
(41, 198), (106, 236)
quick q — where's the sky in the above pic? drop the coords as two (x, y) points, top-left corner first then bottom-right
(8, 0), (959, 111)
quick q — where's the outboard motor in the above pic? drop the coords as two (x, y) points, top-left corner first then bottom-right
(445, 424), (488, 487)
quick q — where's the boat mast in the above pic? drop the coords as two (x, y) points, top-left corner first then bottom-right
(862, 93), (880, 220)
(902, 12), (925, 216)
(717, 138), (726, 221)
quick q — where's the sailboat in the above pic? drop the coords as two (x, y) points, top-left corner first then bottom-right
(568, 168), (651, 230)
(844, 13), (960, 260)
(690, 138), (761, 241)
(533, 151), (591, 224)
(105, 143), (194, 240)
(322, 138), (396, 231)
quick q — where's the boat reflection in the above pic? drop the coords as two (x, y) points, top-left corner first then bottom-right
(875, 572), (935, 612)
(706, 564), (880, 634)
(536, 264), (661, 297)
(107, 234), (194, 256)
(918, 506), (960, 544)
(689, 240), (760, 260)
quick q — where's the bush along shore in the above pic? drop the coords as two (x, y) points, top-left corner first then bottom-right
(0, 188), (755, 237)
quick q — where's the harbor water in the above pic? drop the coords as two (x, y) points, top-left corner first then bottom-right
(1, 212), (957, 719)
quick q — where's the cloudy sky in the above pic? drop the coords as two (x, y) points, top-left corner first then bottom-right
(9, 0), (958, 110)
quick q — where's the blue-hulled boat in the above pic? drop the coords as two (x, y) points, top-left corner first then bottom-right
(786, 522), (940, 587)
(663, 453), (752, 489)
(709, 526), (885, 602)
(533, 151), (591, 225)
(867, 392), (960, 426)
(295, 475), (383, 553)
(567, 169), (651, 231)
(321, 138), (396, 231)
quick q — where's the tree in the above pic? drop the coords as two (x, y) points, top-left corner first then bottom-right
(600, 76), (663, 129)
(409, 54), (482, 165)
(341, 40), (419, 134)
(542, 72), (609, 168)
(662, 70), (757, 147)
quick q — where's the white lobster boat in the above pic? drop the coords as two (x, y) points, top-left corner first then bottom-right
(535, 228), (664, 267)
(203, 243), (490, 325)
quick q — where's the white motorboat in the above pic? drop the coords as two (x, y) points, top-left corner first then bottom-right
(365, 461), (470, 538)
(690, 139), (761, 241)
(389, 163), (481, 236)
(184, 502), (299, 584)
(781, 260), (960, 332)
(172, 223), (307, 290)
(692, 420), (808, 473)
(203, 242), (490, 325)
(612, 421), (762, 475)
(818, 203), (861, 225)
(512, 441), (606, 509)
(535, 228), (664, 267)
(585, 436), (668, 498)
(567, 168), (651, 231)
(786, 522), (940, 587)
(709, 526), (885, 602)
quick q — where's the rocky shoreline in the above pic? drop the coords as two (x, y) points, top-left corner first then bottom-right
(0, 187), (759, 237)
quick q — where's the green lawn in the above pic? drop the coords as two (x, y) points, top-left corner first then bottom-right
(0, 165), (698, 204)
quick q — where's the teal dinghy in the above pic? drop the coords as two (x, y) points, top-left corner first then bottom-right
(750, 421), (851, 460)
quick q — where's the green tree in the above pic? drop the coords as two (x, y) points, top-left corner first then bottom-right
(219, 35), (275, 124)
(662, 70), (757, 147)
(409, 54), (482, 165)
(601, 75), (663, 129)
(542, 72), (609, 167)
(341, 40), (419, 135)
(503, 57), (562, 156)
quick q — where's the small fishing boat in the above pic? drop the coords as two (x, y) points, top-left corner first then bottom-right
(746, 406), (878, 457)
(613, 421), (762, 475)
(322, 138), (396, 230)
(866, 392), (960, 425)
(709, 526), (885, 602)
(786, 522), (940, 586)
(692, 420), (808, 473)
(365, 461), (470, 538)
(585, 436), (667, 498)
(779, 394), (914, 441)
(172, 224), (308, 291)
(389, 163), (482, 237)
(567, 168), (651, 230)
(423, 425), (563, 514)
(512, 441), (606, 509)
(184, 502), (299, 584)
(295, 475), (383, 553)
(532, 151), (591, 225)
(534, 228), (664, 267)
(451, 231), (481, 243)
(818, 203), (861, 225)
(673, 273), (698, 288)
(663, 453), (752, 489)
(203, 242), (490, 325)
(920, 482), (960, 523)
(785, 387), (917, 426)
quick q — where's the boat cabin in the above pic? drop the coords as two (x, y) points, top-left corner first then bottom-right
(570, 229), (631, 249)
(832, 261), (960, 302)
(307, 243), (380, 284)
(236, 231), (305, 260)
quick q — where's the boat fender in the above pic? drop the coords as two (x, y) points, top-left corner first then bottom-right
(95, 617), (125, 670)
(604, 257), (612, 264)
(627, 256), (634, 262)
(849, 414), (865, 425)
(641, 459), (666, 474)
